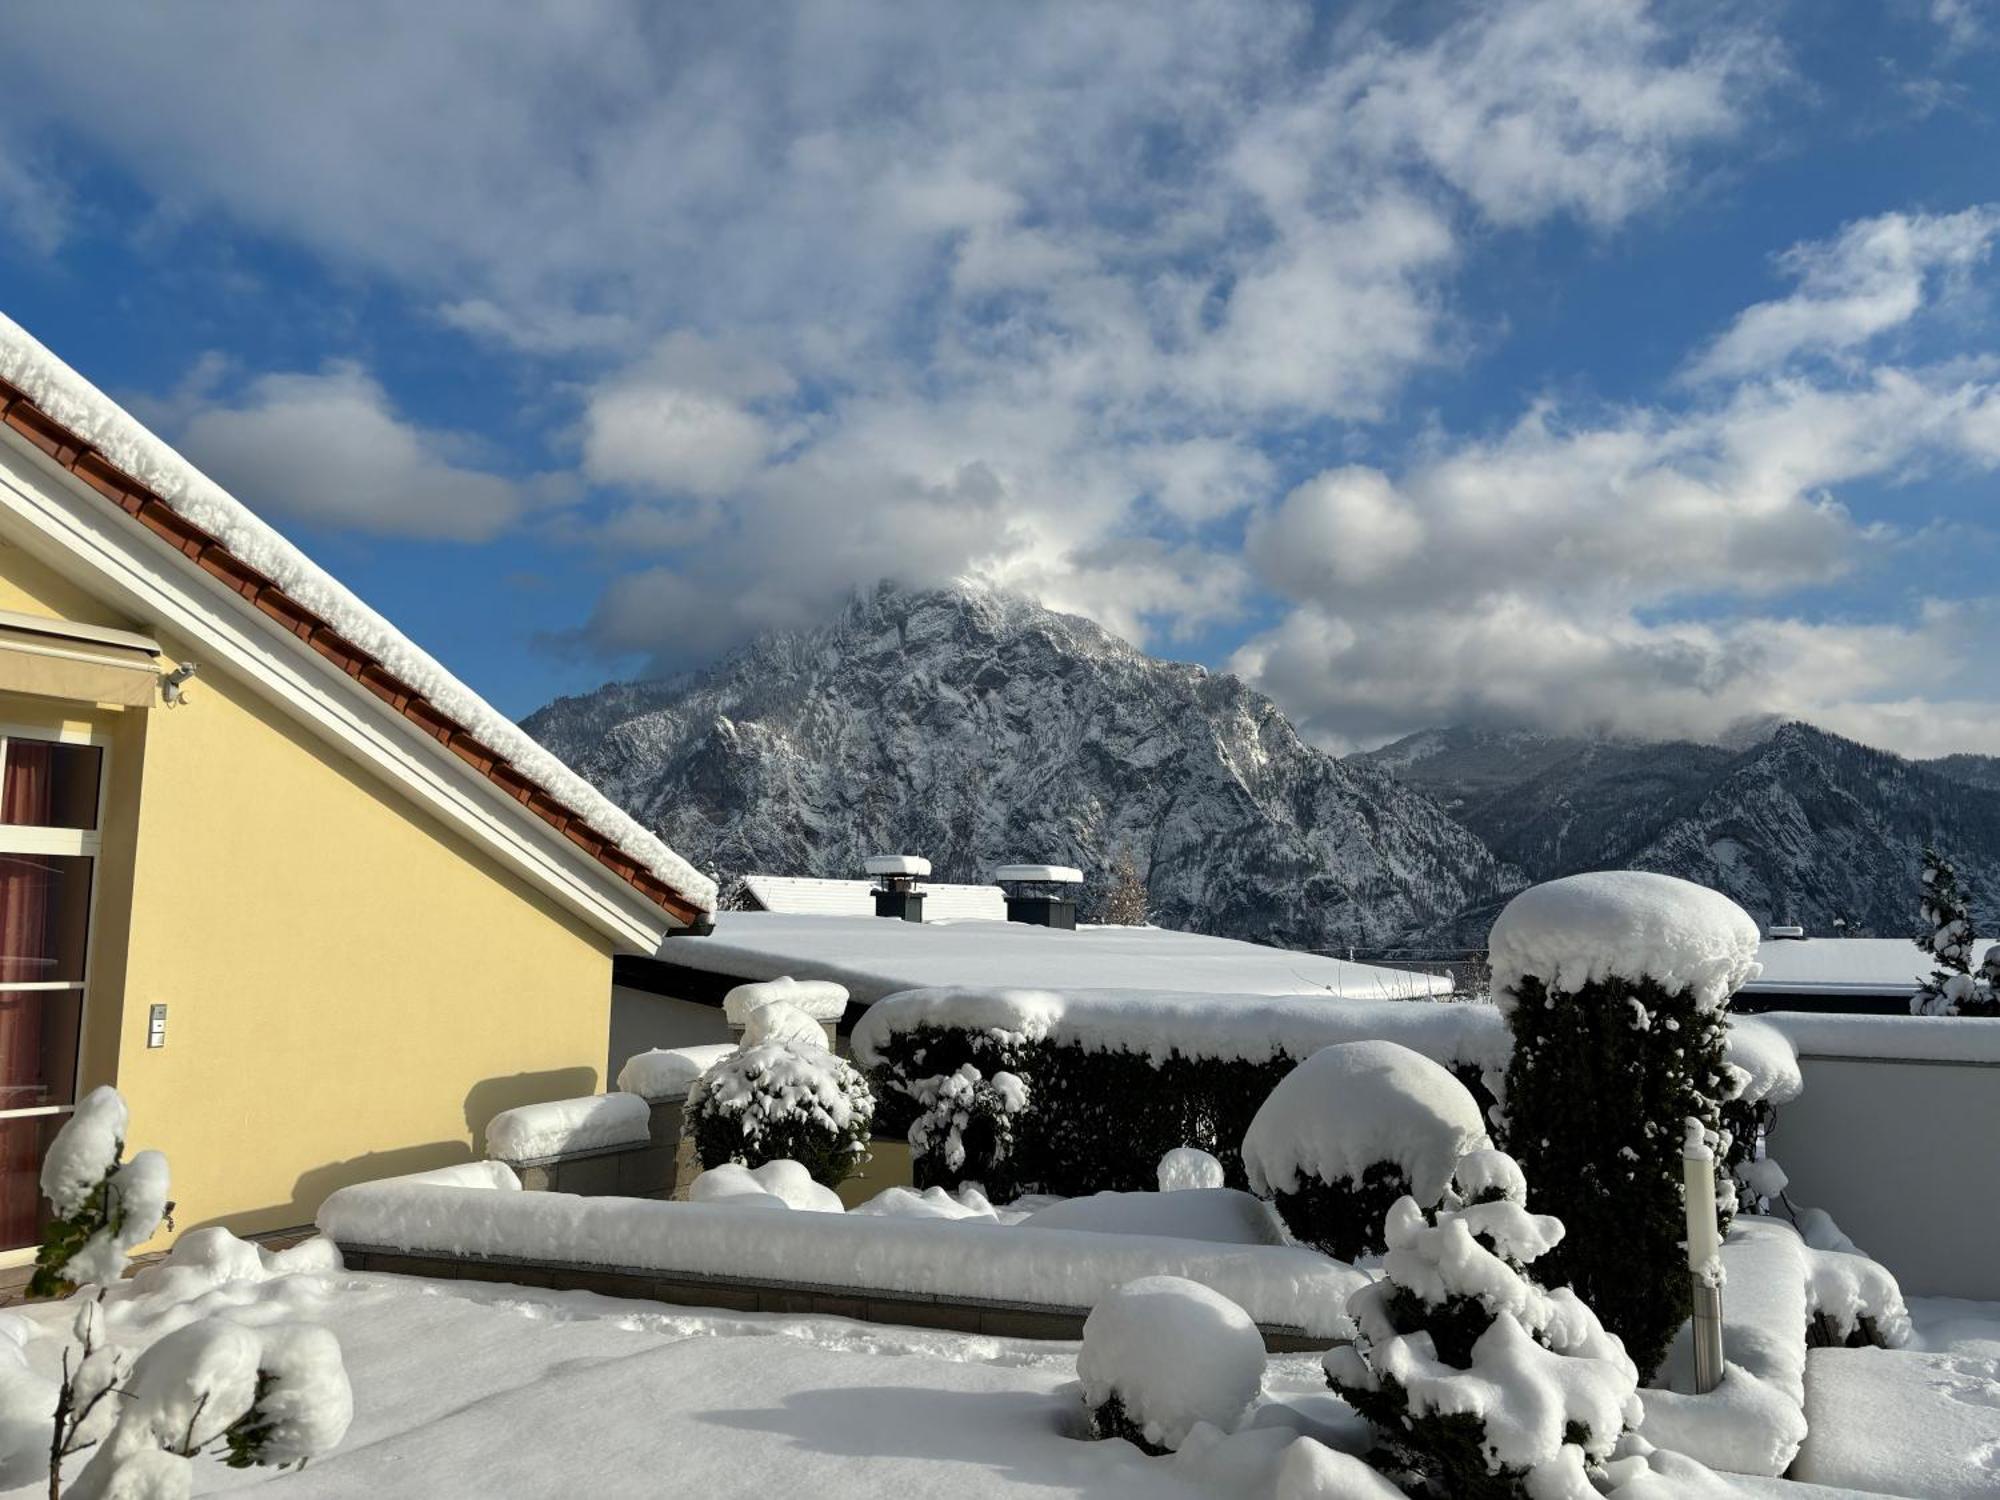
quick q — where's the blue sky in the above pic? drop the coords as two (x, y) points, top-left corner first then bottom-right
(2, 1), (1998, 756)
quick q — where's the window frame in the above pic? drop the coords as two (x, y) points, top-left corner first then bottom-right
(0, 718), (109, 1122)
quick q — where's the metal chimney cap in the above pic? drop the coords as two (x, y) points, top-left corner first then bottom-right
(864, 854), (931, 877)
(994, 863), (1084, 884)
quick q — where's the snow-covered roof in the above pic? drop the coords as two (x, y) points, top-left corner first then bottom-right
(656, 911), (1455, 1005)
(741, 875), (1007, 922)
(1743, 937), (1979, 997)
(0, 313), (714, 923)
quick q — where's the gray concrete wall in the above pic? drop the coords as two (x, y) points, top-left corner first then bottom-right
(1763, 1014), (2000, 1299)
(609, 984), (735, 1084)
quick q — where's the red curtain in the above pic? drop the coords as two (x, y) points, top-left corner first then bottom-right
(1, 743), (56, 1247)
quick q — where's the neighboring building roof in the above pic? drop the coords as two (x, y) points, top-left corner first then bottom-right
(741, 875), (1007, 921)
(650, 911), (1455, 1006)
(1742, 937), (1982, 998)
(0, 313), (714, 931)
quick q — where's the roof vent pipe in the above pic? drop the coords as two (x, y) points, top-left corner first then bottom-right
(995, 864), (1083, 930)
(865, 855), (930, 922)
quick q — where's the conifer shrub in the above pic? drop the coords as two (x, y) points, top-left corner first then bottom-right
(1326, 1149), (1641, 1498)
(1490, 872), (1759, 1380)
(1240, 1040), (1489, 1263)
(907, 1063), (1032, 1201)
(686, 1039), (875, 1189)
(1912, 847), (1999, 1016)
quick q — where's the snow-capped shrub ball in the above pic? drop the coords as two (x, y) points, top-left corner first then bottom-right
(1078, 1276), (1265, 1454)
(1239, 1041), (1487, 1263)
(908, 1063), (1031, 1202)
(686, 1039), (875, 1189)
(1325, 1149), (1641, 1498)
(1157, 1146), (1226, 1192)
(1489, 871), (1757, 1379)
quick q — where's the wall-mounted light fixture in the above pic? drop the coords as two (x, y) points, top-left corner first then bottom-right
(161, 661), (198, 705)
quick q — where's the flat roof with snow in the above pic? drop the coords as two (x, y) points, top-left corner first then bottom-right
(742, 875), (1007, 922)
(1742, 937), (1982, 999)
(650, 912), (1454, 1006)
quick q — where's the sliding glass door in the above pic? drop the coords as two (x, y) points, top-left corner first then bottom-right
(0, 732), (104, 1253)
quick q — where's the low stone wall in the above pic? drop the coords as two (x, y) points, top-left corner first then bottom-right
(337, 1241), (1329, 1352)
(506, 1137), (679, 1197)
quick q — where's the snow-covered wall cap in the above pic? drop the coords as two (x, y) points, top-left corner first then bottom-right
(722, 974), (850, 1025)
(615, 1043), (736, 1101)
(1488, 871), (1762, 1014)
(483, 1093), (650, 1163)
(0, 313), (714, 917)
(994, 864), (1084, 884)
(864, 855), (931, 877)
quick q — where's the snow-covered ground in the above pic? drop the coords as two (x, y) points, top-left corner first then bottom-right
(1792, 1295), (2000, 1498)
(6, 1248), (1984, 1497)
(1, 1258), (1382, 1498)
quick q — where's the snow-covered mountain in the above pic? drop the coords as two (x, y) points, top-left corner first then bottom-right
(527, 584), (1998, 950)
(523, 583), (1515, 949)
(1358, 722), (2000, 937)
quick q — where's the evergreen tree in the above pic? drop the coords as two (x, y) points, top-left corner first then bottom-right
(1326, 1150), (1641, 1498)
(1912, 847), (1997, 1016)
(1100, 849), (1150, 926)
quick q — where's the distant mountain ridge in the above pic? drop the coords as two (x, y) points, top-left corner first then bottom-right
(1355, 722), (2000, 938)
(524, 583), (1516, 949)
(525, 582), (2000, 950)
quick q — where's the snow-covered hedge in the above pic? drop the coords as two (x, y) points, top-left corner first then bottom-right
(315, 1171), (1368, 1337)
(854, 986), (1798, 1202)
(686, 1039), (875, 1188)
(1492, 872), (1761, 1380)
(1240, 1042), (1489, 1262)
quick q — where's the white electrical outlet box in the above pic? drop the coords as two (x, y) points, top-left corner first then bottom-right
(147, 1004), (167, 1049)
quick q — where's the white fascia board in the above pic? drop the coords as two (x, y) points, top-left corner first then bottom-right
(0, 433), (672, 953)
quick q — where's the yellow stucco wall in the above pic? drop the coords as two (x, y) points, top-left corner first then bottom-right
(0, 534), (619, 1247)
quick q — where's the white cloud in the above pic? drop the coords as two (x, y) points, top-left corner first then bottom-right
(40, 3), (1973, 753)
(179, 363), (527, 541)
(1230, 367), (2000, 755)
(0, 128), (67, 255)
(1687, 207), (2000, 380)
(1327, 0), (1778, 229)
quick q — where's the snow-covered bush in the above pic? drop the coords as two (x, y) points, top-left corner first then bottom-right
(1240, 1041), (1487, 1263)
(62, 1316), (352, 1497)
(908, 1064), (1030, 1201)
(32, 1087), (171, 1299)
(1911, 848), (1998, 1016)
(1490, 872), (1758, 1379)
(1158, 1147), (1225, 1192)
(686, 1039), (874, 1189)
(9, 1095), (354, 1498)
(1078, 1276), (1265, 1454)
(1325, 1150), (1641, 1498)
